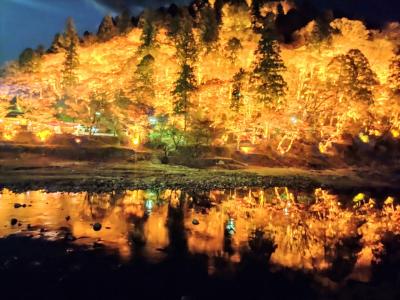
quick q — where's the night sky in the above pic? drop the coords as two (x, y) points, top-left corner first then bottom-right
(0, 0), (399, 65)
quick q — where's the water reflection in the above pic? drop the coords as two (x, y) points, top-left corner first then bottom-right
(0, 187), (399, 282)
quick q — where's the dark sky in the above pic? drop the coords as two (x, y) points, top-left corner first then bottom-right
(0, 0), (399, 65)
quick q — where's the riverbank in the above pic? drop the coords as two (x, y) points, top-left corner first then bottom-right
(0, 158), (397, 194)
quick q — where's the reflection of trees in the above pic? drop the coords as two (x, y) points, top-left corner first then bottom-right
(166, 193), (188, 255)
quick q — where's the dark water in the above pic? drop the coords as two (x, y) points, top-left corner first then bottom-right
(0, 187), (400, 300)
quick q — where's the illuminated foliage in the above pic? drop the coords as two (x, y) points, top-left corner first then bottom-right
(231, 68), (246, 111)
(388, 48), (400, 94)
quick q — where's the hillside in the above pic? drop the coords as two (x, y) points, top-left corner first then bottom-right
(0, 1), (399, 166)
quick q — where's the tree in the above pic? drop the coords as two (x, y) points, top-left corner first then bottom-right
(138, 12), (158, 54)
(172, 64), (197, 131)
(62, 39), (79, 89)
(116, 9), (132, 35)
(18, 48), (40, 73)
(225, 37), (242, 65)
(97, 15), (118, 42)
(388, 48), (400, 94)
(174, 15), (197, 65)
(199, 4), (219, 52)
(131, 54), (156, 105)
(64, 17), (79, 47)
(329, 49), (378, 104)
(250, 0), (262, 32)
(251, 28), (287, 107)
(308, 18), (333, 50)
(48, 33), (65, 53)
(231, 68), (246, 111)
(48, 18), (79, 53)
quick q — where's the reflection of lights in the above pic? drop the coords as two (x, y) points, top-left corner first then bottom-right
(290, 116), (298, 125)
(75, 138), (81, 144)
(95, 111), (101, 116)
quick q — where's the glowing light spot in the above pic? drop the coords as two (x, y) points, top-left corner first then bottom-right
(75, 138), (81, 144)
(353, 193), (365, 203)
(391, 129), (400, 138)
(36, 130), (52, 142)
(358, 133), (369, 143)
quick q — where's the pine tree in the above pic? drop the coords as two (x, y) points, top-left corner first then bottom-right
(388, 49), (400, 94)
(97, 15), (118, 42)
(175, 15), (197, 65)
(18, 48), (40, 73)
(172, 64), (197, 131)
(64, 17), (79, 47)
(199, 4), (219, 52)
(131, 54), (155, 105)
(250, 0), (262, 32)
(138, 12), (158, 54)
(48, 33), (65, 53)
(251, 28), (287, 107)
(231, 68), (246, 111)
(308, 18), (333, 50)
(116, 9), (132, 35)
(62, 39), (79, 89)
(48, 18), (79, 53)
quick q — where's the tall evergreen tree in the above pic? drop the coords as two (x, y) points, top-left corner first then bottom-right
(116, 9), (132, 35)
(199, 4), (219, 52)
(97, 15), (118, 42)
(138, 12), (158, 54)
(308, 18), (333, 50)
(131, 54), (156, 105)
(251, 28), (287, 107)
(172, 64), (197, 131)
(64, 17), (80, 47)
(231, 68), (246, 111)
(48, 33), (65, 53)
(388, 48), (400, 94)
(175, 15), (197, 65)
(18, 48), (40, 73)
(62, 39), (79, 89)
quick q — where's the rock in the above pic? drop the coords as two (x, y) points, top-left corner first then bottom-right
(10, 218), (18, 226)
(14, 203), (22, 208)
(192, 219), (200, 225)
(93, 223), (102, 231)
(65, 216), (71, 221)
